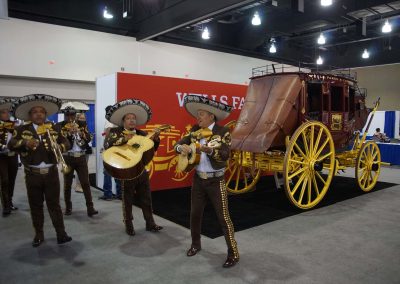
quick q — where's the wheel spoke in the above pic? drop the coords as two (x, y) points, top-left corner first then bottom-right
(307, 175), (312, 205)
(315, 171), (327, 185)
(288, 166), (307, 180)
(312, 174), (320, 196)
(315, 139), (329, 158)
(310, 125), (315, 157)
(226, 163), (238, 184)
(298, 176), (309, 205)
(289, 158), (307, 165)
(290, 172), (307, 195)
(301, 131), (310, 156)
(241, 166), (248, 188)
(234, 165), (241, 190)
(294, 142), (307, 159)
(316, 151), (333, 162)
(313, 128), (323, 156)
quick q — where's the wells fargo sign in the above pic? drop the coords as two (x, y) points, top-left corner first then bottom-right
(117, 73), (247, 190)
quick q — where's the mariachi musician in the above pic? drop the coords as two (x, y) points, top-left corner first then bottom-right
(174, 95), (239, 268)
(8, 94), (72, 247)
(104, 99), (163, 236)
(55, 102), (98, 217)
(0, 98), (18, 217)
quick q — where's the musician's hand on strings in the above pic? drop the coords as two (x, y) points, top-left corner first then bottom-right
(26, 139), (39, 150)
(124, 134), (134, 141)
(179, 144), (192, 155)
(200, 145), (213, 155)
(151, 128), (161, 141)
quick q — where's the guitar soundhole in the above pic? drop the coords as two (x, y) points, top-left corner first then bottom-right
(115, 152), (130, 161)
(132, 143), (140, 149)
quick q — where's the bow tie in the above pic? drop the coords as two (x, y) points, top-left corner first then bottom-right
(36, 123), (53, 135)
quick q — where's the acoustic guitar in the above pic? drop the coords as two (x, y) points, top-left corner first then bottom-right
(176, 128), (221, 173)
(103, 124), (171, 180)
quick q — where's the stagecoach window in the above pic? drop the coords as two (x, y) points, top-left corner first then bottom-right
(349, 87), (355, 117)
(330, 86), (344, 112)
(307, 83), (322, 114)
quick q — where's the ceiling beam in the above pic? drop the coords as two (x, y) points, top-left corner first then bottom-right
(135, 0), (258, 42)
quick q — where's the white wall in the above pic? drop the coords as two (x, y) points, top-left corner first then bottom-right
(353, 63), (400, 111)
(0, 18), (273, 87)
(0, 76), (94, 101)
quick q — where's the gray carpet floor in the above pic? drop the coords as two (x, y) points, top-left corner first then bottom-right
(0, 155), (399, 284)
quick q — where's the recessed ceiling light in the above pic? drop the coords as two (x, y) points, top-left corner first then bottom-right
(362, 49), (370, 59)
(317, 33), (326, 45)
(103, 7), (113, 19)
(252, 11), (261, 26)
(202, 27), (210, 40)
(382, 20), (392, 33)
(321, 0), (332, 7)
(269, 43), (276, 53)
(316, 56), (323, 65)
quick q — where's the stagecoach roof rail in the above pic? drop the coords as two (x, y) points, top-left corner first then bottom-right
(251, 63), (357, 81)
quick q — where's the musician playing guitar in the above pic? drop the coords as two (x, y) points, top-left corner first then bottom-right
(104, 99), (163, 236)
(174, 95), (239, 268)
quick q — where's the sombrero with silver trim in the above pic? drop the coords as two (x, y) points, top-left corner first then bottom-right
(11, 94), (62, 121)
(105, 99), (152, 127)
(184, 95), (233, 121)
(60, 101), (89, 114)
(0, 98), (14, 111)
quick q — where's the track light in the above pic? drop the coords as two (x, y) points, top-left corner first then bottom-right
(251, 11), (261, 26)
(103, 7), (113, 19)
(316, 56), (323, 65)
(269, 43), (276, 53)
(317, 33), (326, 45)
(382, 20), (392, 33)
(321, 0), (332, 6)
(362, 49), (369, 59)
(202, 27), (210, 40)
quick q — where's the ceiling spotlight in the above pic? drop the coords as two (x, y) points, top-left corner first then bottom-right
(103, 7), (113, 19)
(321, 0), (332, 7)
(202, 27), (210, 40)
(362, 49), (370, 59)
(316, 56), (323, 65)
(252, 11), (261, 26)
(381, 20), (392, 33)
(317, 33), (326, 45)
(269, 43), (277, 53)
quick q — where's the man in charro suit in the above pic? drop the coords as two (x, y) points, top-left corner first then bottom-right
(0, 98), (19, 217)
(104, 99), (163, 236)
(8, 94), (72, 247)
(174, 95), (239, 268)
(55, 102), (98, 217)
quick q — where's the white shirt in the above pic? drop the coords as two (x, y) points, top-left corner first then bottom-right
(196, 122), (222, 173)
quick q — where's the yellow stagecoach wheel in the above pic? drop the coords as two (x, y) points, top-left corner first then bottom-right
(355, 141), (381, 192)
(225, 150), (261, 194)
(283, 121), (335, 209)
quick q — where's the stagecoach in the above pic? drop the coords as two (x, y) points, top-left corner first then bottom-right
(225, 64), (385, 209)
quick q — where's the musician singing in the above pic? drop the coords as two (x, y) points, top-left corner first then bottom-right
(174, 95), (239, 268)
(8, 94), (72, 247)
(0, 98), (18, 217)
(104, 99), (163, 236)
(55, 102), (98, 217)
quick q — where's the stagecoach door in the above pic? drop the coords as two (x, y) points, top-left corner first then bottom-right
(323, 82), (348, 132)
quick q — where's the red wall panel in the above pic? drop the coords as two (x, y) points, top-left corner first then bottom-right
(117, 73), (247, 190)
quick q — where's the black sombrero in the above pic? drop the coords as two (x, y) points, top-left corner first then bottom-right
(60, 101), (89, 114)
(11, 94), (62, 121)
(105, 99), (152, 127)
(184, 95), (232, 121)
(0, 98), (14, 111)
